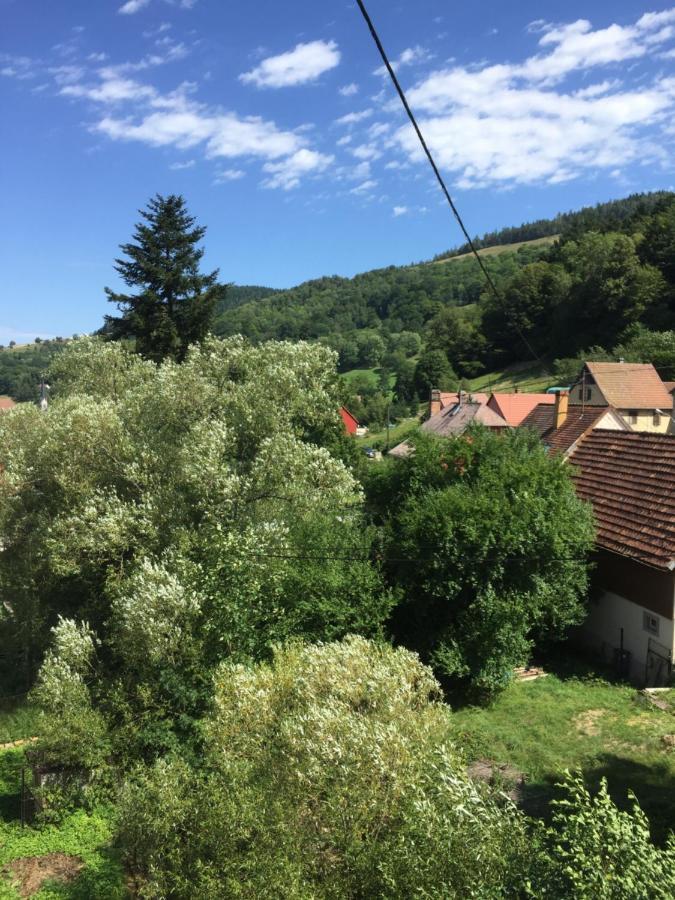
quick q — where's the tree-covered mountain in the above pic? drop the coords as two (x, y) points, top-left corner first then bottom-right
(433, 190), (674, 260)
(212, 191), (675, 386)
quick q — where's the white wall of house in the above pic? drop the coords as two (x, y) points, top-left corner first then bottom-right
(581, 589), (675, 684)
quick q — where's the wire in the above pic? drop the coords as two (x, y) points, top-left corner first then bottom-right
(353, 0), (542, 364)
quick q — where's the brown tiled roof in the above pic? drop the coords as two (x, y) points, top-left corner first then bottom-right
(585, 362), (672, 410)
(569, 430), (675, 571)
(389, 400), (507, 457)
(439, 391), (488, 409)
(487, 392), (555, 426)
(0, 397), (16, 411)
(519, 403), (624, 454)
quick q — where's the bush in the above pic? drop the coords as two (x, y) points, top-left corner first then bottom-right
(118, 637), (530, 898)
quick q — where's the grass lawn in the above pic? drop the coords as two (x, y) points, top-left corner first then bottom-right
(433, 234), (560, 265)
(0, 706), (125, 898)
(355, 415), (421, 450)
(468, 361), (557, 394)
(450, 670), (675, 842)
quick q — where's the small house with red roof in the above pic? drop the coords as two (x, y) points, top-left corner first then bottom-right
(339, 406), (359, 436)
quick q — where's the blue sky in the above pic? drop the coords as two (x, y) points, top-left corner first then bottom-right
(2, 0), (675, 342)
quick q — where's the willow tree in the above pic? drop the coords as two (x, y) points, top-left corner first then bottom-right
(105, 194), (226, 362)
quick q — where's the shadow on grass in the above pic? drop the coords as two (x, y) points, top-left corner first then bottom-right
(0, 750), (24, 824)
(519, 754), (675, 845)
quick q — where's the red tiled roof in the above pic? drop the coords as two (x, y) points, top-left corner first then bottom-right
(0, 397), (16, 411)
(585, 362), (672, 410)
(519, 403), (624, 454)
(569, 430), (675, 571)
(487, 392), (555, 426)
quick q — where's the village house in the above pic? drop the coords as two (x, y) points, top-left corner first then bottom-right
(339, 405), (359, 436)
(519, 390), (629, 456)
(571, 361), (674, 434)
(390, 394), (507, 457)
(569, 430), (675, 685)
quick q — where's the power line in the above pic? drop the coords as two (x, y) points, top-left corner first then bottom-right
(353, 0), (542, 364)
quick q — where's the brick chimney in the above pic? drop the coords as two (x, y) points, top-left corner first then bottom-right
(554, 390), (569, 429)
(430, 388), (441, 417)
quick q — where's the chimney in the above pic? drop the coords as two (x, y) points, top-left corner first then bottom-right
(554, 390), (569, 429)
(430, 388), (441, 417)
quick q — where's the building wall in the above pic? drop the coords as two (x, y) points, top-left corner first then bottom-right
(617, 409), (672, 434)
(579, 551), (675, 684)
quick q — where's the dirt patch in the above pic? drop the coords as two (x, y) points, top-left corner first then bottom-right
(3, 853), (83, 897)
(468, 759), (525, 803)
(573, 709), (606, 736)
(0, 738), (37, 752)
(661, 734), (675, 751)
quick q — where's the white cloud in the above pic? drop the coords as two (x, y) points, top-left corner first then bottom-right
(215, 168), (245, 183)
(351, 143), (381, 161)
(62, 75), (157, 103)
(240, 40), (340, 88)
(336, 134), (352, 146)
(350, 179), (377, 194)
(339, 82), (359, 96)
(393, 10), (675, 189)
(119, 0), (151, 14)
(393, 205), (408, 216)
(169, 158), (195, 169)
(374, 45), (432, 77)
(262, 148), (334, 189)
(335, 108), (373, 126)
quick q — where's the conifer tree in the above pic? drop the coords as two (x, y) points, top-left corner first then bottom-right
(105, 194), (225, 362)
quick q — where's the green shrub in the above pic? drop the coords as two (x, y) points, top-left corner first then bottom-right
(118, 637), (530, 898)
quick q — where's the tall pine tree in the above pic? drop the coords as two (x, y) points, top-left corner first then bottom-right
(105, 194), (226, 362)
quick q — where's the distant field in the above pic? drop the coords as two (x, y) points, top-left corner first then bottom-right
(341, 367), (397, 391)
(434, 234), (560, 265)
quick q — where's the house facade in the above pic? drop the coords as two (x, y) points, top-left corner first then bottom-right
(569, 430), (675, 685)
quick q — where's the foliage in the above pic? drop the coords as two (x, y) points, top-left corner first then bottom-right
(118, 636), (530, 899)
(0, 342), (64, 402)
(369, 429), (595, 695)
(414, 349), (457, 397)
(535, 773), (675, 898)
(105, 194), (226, 362)
(0, 336), (389, 766)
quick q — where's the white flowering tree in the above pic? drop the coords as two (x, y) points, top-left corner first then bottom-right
(0, 337), (389, 761)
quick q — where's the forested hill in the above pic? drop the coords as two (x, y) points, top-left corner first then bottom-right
(433, 191), (674, 261)
(212, 191), (675, 379)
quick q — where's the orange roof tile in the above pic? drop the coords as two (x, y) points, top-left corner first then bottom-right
(0, 397), (16, 411)
(569, 430), (675, 571)
(584, 362), (672, 410)
(487, 392), (555, 426)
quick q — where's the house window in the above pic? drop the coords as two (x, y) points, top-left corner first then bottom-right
(585, 388), (592, 401)
(628, 410), (638, 424)
(578, 387), (584, 401)
(643, 612), (660, 636)
(653, 411), (661, 427)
